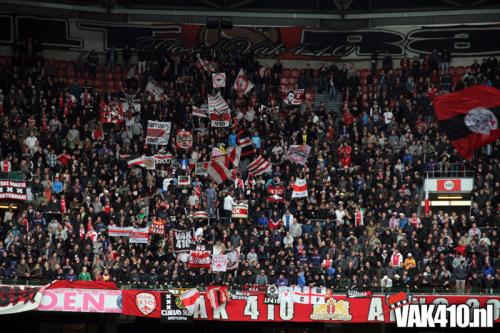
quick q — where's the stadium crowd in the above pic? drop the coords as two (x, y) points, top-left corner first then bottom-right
(0, 39), (498, 294)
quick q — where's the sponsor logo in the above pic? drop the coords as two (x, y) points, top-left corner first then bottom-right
(465, 107), (498, 134)
(444, 180), (455, 190)
(135, 292), (157, 316)
(310, 298), (352, 321)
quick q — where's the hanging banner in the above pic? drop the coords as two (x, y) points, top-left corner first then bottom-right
(188, 293), (500, 323)
(0, 180), (27, 201)
(176, 130), (193, 150)
(149, 219), (165, 236)
(146, 121), (171, 145)
(122, 290), (161, 318)
(172, 229), (193, 253)
(0, 285), (46, 315)
(38, 288), (122, 313)
(287, 145), (311, 165)
(161, 292), (193, 321)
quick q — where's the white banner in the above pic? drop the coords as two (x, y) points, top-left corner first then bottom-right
(146, 121), (171, 145)
(129, 227), (149, 244)
(211, 254), (228, 272)
(39, 288), (122, 313)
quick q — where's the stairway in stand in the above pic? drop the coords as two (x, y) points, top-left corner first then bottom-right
(314, 91), (342, 130)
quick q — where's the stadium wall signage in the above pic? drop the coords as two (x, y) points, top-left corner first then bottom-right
(0, 16), (499, 59)
(30, 286), (500, 324)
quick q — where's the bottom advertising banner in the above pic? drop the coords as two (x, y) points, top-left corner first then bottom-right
(38, 288), (122, 313)
(190, 293), (500, 323)
(122, 290), (162, 318)
(0, 285), (46, 314)
(161, 292), (193, 321)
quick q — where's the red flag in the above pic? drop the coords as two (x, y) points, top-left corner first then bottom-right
(206, 286), (229, 309)
(434, 85), (500, 160)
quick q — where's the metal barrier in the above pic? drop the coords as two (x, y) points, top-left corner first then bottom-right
(425, 162), (474, 178)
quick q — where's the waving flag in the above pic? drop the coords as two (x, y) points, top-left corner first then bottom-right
(287, 145), (311, 165)
(434, 85), (500, 160)
(208, 158), (231, 184)
(291, 178), (308, 198)
(208, 92), (230, 113)
(234, 69), (254, 95)
(145, 78), (164, 101)
(227, 146), (241, 168)
(207, 286), (229, 310)
(247, 156), (272, 176)
(100, 101), (124, 124)
(192, 106), (209, 118)
(237, 130), (256, 158)
(179, 289), (200, 314)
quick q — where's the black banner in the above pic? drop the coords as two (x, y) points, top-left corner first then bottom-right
(160, 292), (192, 321)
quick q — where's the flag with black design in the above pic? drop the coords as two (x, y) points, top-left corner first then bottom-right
(434, 85), (500, 160)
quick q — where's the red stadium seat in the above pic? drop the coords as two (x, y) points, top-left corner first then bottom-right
(448, 66), (456, 75)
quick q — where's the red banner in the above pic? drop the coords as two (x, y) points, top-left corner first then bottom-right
(191, 292), (500, 323)
(436, 179), (462, 191)
(0, 285), (46, 315)
(122, 290), (162, 318)
(47, 280), (118, 290)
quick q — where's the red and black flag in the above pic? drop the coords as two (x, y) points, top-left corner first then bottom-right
(434, 85), (500, 160)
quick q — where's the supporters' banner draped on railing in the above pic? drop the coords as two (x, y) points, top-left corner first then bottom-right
(122, 290), (161, 318)
(39, 288), (122, 313)
(0, 180), (27, 201)
(0, 285), (46, 315)
(47, 281), (118, 290)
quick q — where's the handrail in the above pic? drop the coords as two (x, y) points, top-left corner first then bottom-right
(1, 279), (497, 295)
(425, 162), (474, 178)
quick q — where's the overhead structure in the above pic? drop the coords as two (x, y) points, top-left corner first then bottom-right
(2, 0), (500, 27)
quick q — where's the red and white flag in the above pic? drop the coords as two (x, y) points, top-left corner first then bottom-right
(208, 159), (231, 184)
(206, 286), (229, 310)
(212, 72), (226, 88)
(247, 156), (272, 176)
(234, 69), (254, 96)
(291, 178), (308, 198)
(146, 121), (171, 145)
(179, 288), (200, 314)
(227, 146), (241, 168)
(108, 226), (132, 237)
(192, 106), (209, 118)
(292, 286), (326, 304)
(129, 227), (149, 244)
(237, 130), (255, 157)
(127, 156), (145, 168)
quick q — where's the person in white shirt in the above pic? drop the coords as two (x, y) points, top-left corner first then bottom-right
(282, 210), (294, 229)
(223, 190), (236, 219)
(383, 109), (394, 125)
(25, 131), (38, 155)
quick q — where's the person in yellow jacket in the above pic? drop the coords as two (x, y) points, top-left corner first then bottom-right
(403, 253), (417, 271)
